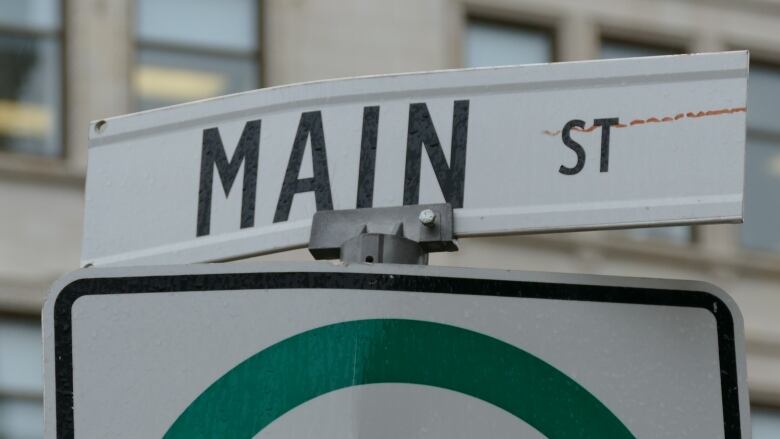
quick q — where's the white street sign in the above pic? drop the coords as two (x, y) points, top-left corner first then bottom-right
(44, 263), (749, 438)
(82, 51), (748, 266)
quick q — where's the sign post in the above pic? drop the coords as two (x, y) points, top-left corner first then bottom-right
(44, 263), (750, 438)
(46, 52), (753, 438)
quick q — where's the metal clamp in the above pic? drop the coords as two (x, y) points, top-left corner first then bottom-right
(308, 203), (457, 265)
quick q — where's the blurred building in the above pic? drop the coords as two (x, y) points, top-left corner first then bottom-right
(1, 0), (780, 437)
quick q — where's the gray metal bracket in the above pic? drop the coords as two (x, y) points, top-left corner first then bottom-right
(308, 203), (458, 265)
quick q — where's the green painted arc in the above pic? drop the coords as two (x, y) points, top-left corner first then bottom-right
(163, 319), (635, 439)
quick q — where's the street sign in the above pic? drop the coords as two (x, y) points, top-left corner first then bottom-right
(44, 263), (749, 438)
(82, 51), (748, 266)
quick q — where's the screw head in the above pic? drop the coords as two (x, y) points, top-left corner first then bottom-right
(418, 209), (436, 226)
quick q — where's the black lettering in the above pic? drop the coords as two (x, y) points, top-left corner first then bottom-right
(356, 106), (379, 208)
(196, 120), (260, 237)
(273, 111), (333, 223)
(593, 118), (619, 172)
(403, 100), (469, 208)
(559, 119), (586, 175)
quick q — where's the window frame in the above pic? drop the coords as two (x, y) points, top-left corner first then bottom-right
(0, 0), (67, 163)
(734, 58), (780, 255)
(598, 25), (689, 59)
(464, 13), (558, 64)
(131, 0), (264, 112)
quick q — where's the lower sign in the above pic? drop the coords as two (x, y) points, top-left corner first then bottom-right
(44, 263), (749, 438)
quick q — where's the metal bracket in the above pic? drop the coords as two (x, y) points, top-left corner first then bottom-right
(308, 204), (458, 265)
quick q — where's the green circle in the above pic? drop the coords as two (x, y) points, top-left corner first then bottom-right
(164, 319), (635, 438)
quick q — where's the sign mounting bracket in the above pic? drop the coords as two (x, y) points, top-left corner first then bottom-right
(308, 203), (458, 265)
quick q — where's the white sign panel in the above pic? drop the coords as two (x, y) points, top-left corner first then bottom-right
(44, 263), (749, 438)
(83, 51), (748, 266)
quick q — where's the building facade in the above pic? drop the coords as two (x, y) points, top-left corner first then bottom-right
(1, 0), (779, 436)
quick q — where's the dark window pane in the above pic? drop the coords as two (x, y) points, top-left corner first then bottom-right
(0, 34), (61, 156)
(0, 398), (43, 439)
(740, 64), (780, 251)
(137, 0), (257, 52)
(601, 40), (678, 59)
(0, 319), (42, 393)
(465, 20), (552, 67)
(741, 134), (780, 250)
(746, 65), (780, 134)
(134, 0), (259, 111)
(0, 0), (60, 31)
(135, 48), (258, 111)
(753, 407), (780, 439)
(0, 318), (42, 439)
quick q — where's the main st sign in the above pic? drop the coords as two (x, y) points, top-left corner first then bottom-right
(82, 51), (747, 266)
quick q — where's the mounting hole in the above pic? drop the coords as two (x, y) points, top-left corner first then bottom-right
(365, 255), (374, 263)
(94, 120), (107, 133)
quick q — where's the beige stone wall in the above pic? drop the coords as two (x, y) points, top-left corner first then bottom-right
(0, 0), (134, 312)
(1, 0), (779, 408)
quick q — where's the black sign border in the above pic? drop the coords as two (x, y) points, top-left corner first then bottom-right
(53, 271), (741, 438)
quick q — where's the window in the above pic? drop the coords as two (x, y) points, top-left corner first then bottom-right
(0, 0), (63, 157)
(740, 63), (780, 251)
(600, 39), (691, 243)
(134, 0), (261, 111)
(0, 317), (43, 439)
(600, 39), (680, 61)
(464, 19), (553, 67)
(753, 407), (780, 438)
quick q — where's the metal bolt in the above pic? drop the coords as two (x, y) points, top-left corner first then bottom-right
(418, 209), (436, 226)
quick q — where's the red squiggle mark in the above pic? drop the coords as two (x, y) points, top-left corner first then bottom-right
(542, 106), (746, 136)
